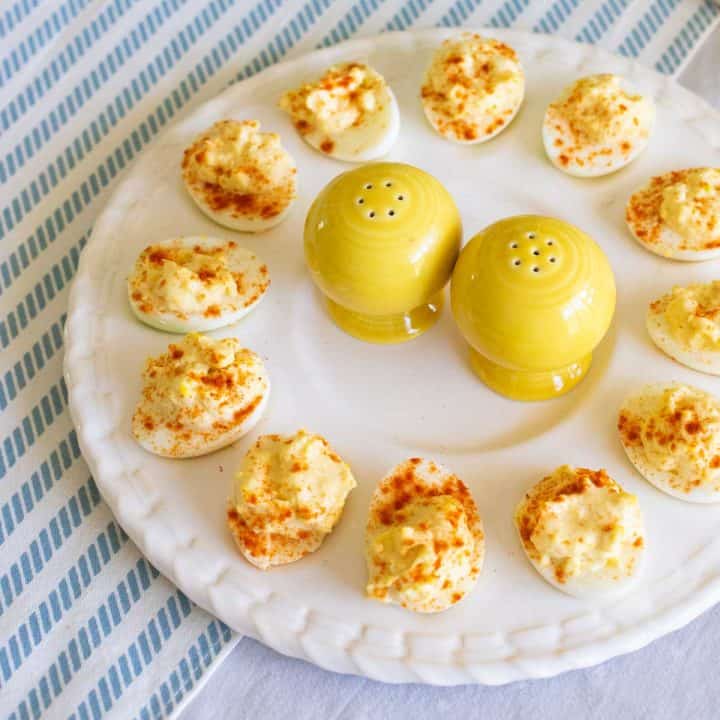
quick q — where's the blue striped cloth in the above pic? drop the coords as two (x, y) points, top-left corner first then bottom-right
(1, 1), (718, 717)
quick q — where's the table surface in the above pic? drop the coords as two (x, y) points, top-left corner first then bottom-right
(180, 25), (720, 720)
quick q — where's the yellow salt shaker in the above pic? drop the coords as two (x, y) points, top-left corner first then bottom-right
(304, 162), (462, 343)
(451, 215), (616, 401)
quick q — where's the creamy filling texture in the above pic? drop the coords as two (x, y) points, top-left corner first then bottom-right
(517, 466), (643, 584)
(547, 74), (653, 145)
(660, 168), (720, 245)
(280, 62), (390, 137)
(130, 242), (240, 318)
(366, 495), (475, 605)
(659, 281), (720, 352)
(640, 386), (720, 486)
(137, 333), (266, 434)
(182, 119), (296, 196)
(231, 430), (356, 541)
(421, 33), (523, 140)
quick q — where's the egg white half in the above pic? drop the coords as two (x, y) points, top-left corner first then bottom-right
(647, 302), (720, 375)
(302, 87), (400, 162)
(628, 222), (720, 262)
(619, 383), (720, 503)
(518, 533), (644, 600)
(542, 118), (651, 178)
(128, 236), (270, 334)
(542, 77), (654, 178)
(366, 458), (484, 613)
(515, 474), (645, 600)
(185, 187), (295, 233)
(132, 369), (270, 460)
(422, 87), (524, 145)
(227, 429), (356, 569)
(626, 177), (720, 261)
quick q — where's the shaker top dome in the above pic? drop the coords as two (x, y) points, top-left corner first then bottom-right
(451, 215), (616, 371)
(304, 162), (461, 341)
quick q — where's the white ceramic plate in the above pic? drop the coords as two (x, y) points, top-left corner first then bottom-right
(64, 29), (720, 685)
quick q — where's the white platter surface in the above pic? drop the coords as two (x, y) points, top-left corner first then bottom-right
(65, 29), (720, 684)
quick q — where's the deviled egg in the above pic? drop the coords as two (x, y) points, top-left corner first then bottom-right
(421, 33), (524, 144)
(227, 429), (356, 569)
(618, 382), (720, 502)
(279, 61), (399, 161)
(626, 168), (720, 260)
(543, 74), (654, 177)
(515, 465), (645, 598)
(365, 458), (484, 613)
(181, 119), (296, 232)
(132, 333), (269, 458)
(128, 237), (270, 333)
(647, 281), (720, 375)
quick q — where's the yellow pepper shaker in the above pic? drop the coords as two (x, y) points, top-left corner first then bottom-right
(451, 215), (616, 401)
(304, 162), (462, 343)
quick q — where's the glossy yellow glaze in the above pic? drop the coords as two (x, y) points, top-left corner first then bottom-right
(451, 215), (616, 400)
(304, 162), (462, 343)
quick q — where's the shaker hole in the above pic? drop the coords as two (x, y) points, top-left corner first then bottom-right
(513, 259), (521, 267)
(357, 198), (365, 205)
(532, 249), (540, 256)
(549, 257), (557, 263)
(546, 240), (554, 246)
(532, 266), (540, 273)
(384, 181), (392, 187)
(364, 183), (373, 190)
(510, 242), (518, 249)
(527, 232), (536, 239)
(397, 194), (404, 201)
(388, 209), (395, 217)
(368, 211), (376, 218)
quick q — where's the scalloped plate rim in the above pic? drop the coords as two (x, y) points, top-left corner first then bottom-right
(64, 28), (720, 686)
